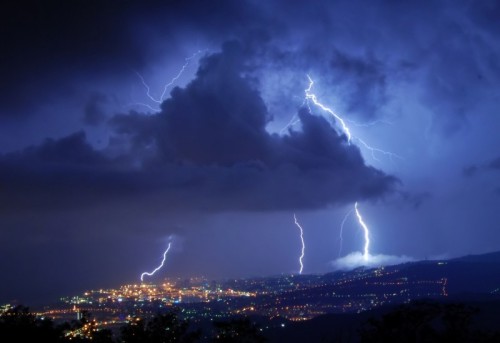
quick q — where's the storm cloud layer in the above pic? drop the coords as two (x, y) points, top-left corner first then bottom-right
(2, 0), (499, 130)
(0, 43), (397, 213)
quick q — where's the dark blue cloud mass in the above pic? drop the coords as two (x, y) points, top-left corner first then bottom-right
(0, 43), (397, 214)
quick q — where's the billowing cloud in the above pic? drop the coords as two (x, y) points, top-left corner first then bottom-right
(83, 93), (109, 126)
(0, 0), (264, 118)
(329, 49), (388, 120)
(0, 44), (397, 213)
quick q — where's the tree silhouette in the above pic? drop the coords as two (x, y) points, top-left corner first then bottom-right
(121, 317), (148, 343)
(211, 318), (266, 343)
(92, 328), (115, 343)
(360, 300), (500, 343)
(120, 310), (199, 343)
(0, 305), (64, 342)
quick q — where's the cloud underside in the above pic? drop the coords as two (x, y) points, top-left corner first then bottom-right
(0, 43), (397, 212)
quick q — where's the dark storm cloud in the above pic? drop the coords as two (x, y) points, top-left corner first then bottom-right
(0, 44), (397, 213)
(3, 0), (500, 132)
(1, 0), (497, 214)
(329, 49), (388, 119)
(83, 93), (108, 126)
(268, 0), (500, 131)
(0, 0), (265, 118)
(4, 131), (107, 166)
(395, 1), (500, 134)
(0, 1), (137, 117)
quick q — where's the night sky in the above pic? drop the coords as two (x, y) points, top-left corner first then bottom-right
(1, 0), (499, 305)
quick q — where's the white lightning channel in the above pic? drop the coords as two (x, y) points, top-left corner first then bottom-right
(305, 75), (352, 142)
(293, 214), (305, 275)
(140, 242), (172, 282)
(303, 75), (402, 162)
(354, 202), (370, 259)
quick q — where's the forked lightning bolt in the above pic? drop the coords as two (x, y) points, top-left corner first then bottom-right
(304, 75), (401, 162)
(140, 242), (172, 282)
(305, 75), (353, 142)
(293, 214), (305, 274)
(354, 202), (370, 259)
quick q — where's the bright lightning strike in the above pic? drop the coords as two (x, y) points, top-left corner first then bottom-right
(305, 75), (352, 142)
(334, 203), (414, 270)
(140, 242), (172, 282)
(303, 75), (402, 162)
(354, 202), (370, 259)
(293, 214), (305, 275)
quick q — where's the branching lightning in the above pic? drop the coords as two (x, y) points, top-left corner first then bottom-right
(132, 50), (205, 112)
(305, 75), (353, 142)
(140, 242), (172, 282)
(293, 214), (305, 275)
(302, 75), (402, 162)
(283, 77), (400, 270)
(354, 202), (370, 259)
(302, 76), (403, 266)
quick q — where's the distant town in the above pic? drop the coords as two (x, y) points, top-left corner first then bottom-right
(9, 262), (447, 330)
(2, 252), (500, 341)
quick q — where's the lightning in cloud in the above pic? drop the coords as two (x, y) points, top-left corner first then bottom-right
(354, 202), (370, 259)
(279, 114), (301, 135)
(293, 214), (305, 274)
(303, 75), (402, 162)
(305, 75), (352, 142)
(132, 50), (206, 112)
(140, 242), (172, 282)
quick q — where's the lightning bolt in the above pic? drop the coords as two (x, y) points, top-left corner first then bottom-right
(303, 75), (402, 162)
(354, 202), (370, 259)
(293, 214), (305, 274)
(140, 242), (172, 282)
(305, 75), (352, 142)
(338, 208), (354, 258)
(132, 50), (206, 112)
